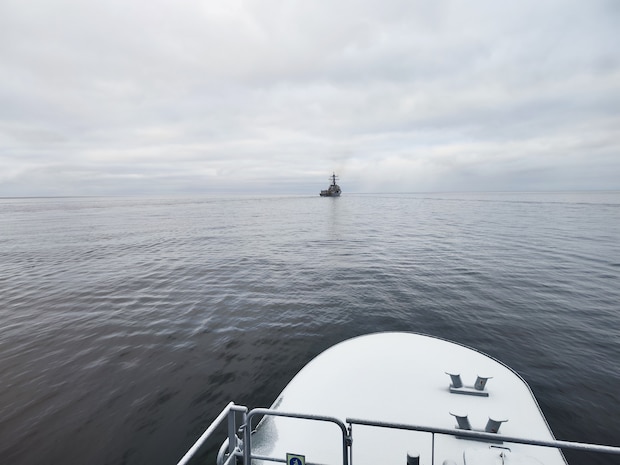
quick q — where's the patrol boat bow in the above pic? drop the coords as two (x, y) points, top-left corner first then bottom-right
(177, 332), (620, 465)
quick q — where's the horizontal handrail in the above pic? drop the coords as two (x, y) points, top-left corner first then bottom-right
(347, 417), (620, 455)
(177, 404), (620, 465)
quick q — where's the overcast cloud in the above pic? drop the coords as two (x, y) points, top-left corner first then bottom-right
(1, 0), (619, 195)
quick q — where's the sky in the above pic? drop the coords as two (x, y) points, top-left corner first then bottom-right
(1, 0), (619, 196)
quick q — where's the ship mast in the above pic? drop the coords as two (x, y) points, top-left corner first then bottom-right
(330, 173), (338, 186)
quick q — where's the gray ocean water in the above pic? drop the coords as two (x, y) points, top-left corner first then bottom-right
(1, 192), (619, 465)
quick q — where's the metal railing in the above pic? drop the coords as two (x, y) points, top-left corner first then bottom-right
(243, 408), (350, 465)
(176, 402), (247, 465)
(347, 416), (620, 465)
(177, 403), (620, 465)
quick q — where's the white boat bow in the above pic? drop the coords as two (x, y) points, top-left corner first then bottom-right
(177, 332), (620, 465)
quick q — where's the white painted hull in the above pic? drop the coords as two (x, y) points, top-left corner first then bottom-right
(251, 332), (567, 465)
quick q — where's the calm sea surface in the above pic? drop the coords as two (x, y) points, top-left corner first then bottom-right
(1, 192), (619, 465)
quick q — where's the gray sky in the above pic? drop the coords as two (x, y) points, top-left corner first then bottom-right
(1, 0), (619, 196)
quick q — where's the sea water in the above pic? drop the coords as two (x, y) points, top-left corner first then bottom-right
(1, 192), (619, 465)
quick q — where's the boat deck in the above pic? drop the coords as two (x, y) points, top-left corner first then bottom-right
(251, 333), (566, 465)
(177, 333), (620, 465)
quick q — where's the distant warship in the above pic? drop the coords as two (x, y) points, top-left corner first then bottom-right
(319, 173), (341, 197)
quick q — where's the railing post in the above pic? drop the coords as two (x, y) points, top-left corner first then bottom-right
(243, 413), (251, 465)
(176, 402), (237, 465)
(227, 408), (237, 462)
(348, 422), (353, 465)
